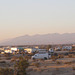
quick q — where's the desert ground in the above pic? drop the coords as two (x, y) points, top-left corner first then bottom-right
(0, 51), (75, 75)
(28, 58), (75, 75)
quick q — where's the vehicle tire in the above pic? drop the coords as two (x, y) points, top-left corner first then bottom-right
(44, 57), (47, 60)
(33, 58), (35, 60)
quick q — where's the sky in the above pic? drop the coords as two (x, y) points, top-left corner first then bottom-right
(0, 0), (75, 41)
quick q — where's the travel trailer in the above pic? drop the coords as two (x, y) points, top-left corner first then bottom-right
(24, 48), (38, 53)
(62, 46), (72, 50)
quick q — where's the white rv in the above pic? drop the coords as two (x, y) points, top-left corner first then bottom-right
(32, 53), (51, 60)
(24, 48), (37, 53)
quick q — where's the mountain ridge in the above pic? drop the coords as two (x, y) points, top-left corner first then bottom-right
(0, 33), (75, 46)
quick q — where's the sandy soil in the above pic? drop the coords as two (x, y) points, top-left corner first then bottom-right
(28, 58), (75, 75)
(0, 53), (75, 75)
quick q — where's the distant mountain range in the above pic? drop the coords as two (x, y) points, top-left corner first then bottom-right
(0, 33), (75, 46)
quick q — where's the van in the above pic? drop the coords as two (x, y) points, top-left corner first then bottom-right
(32, 53), (51, 60)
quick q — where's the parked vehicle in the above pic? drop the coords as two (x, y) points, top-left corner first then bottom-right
(49, 48), (54, 53)
(32, 53), (51, 60)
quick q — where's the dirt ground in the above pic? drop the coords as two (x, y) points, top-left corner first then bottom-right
(0, 53), (75, 75)
(28, 57), (75, 75)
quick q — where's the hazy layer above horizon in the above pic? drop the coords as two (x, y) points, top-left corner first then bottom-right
(0, 0), (75, 41)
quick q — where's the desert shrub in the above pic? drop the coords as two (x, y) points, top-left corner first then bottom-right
(58, 54), (64, 58)
(36, 68), (41, 72)
(4, 53), (12, 57)
(30, 62), (40, 67)
(14, 57), (29, 75)
(28, 53), (35, 56)
(44, 65), (47, 68)
(0, 61), (6, 63)
(11, 56), (18, 62)
(65, 60), (75, 65)
(35, 63), (40, 67)
(51, 56), (57, 61)
(6, 57), (11, 60)
(72, 66), (75, 70)
(40, 59), (45, 62)
(56, 61), (62, 64)
(64, 62), (72, 64)
(68, 54), (73, 58)
(54, 53), (58, 56)
(64, 53), (69, 56)
(63, 49), (67, 51)
(0, 68), (14, 75)
(24, 56), (31, 60)
(55, 68), (60, 71)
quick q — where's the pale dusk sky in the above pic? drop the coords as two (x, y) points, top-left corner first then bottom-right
(0, 0), (75, 41)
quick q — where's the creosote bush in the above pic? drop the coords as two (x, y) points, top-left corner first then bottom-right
(0, 61), (6, 63)
(40, 59), (45, 62)
(55, 68), (60, 71)
(58, 54), (64, 58)
(0, 68), (13, 75)
(68, 54), (74, 58)
(64, 62), (72, 65)
(31, 62), (40, 68)
(14, 56), (29, 75)
(11, 56), (18, 62)
(24, 56), (31, 60)
(72, 66), (75, 70)
(4, 53), (12, 57)
(56, 61), (62, 64)
(6, 57), (11, 60)
(51, 56), (57, 61)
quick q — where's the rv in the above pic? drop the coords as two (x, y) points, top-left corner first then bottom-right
(32, 53), (51, 60)
(24, 48), (38, 53)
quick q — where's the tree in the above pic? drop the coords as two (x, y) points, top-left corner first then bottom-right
(14, 57), (29, 75)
